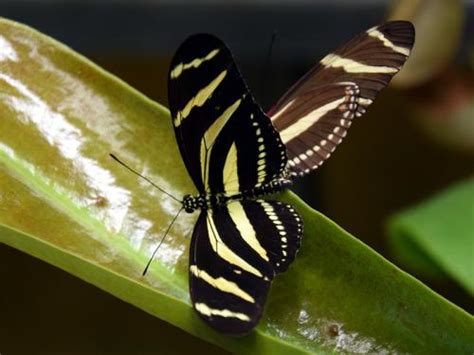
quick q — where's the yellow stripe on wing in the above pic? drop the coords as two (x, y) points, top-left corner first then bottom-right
(200, 98), (242, 189)
(367, 28), (411, 56)
(279, 97), (346, 144)
(228, 201), (269, 262)
(206, 211), (263, 278)
(194, 302), (250, 321)
(190, 265), (255, 303)
(174, 70), (227, 127)
(170, 49), (220, 79)
(320, 53), (398, 74)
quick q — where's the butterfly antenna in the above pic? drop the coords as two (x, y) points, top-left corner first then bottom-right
(109, 154), (181, 203)
(142, 206), (184, 276)
(261, 30), (278, 107)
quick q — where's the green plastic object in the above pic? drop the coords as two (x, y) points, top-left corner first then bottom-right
(388, 178), (474, 295)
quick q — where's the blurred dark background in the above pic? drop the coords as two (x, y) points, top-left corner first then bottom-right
(1, 1), (473, 354)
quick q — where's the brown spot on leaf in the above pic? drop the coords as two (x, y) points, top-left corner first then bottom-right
(327, 324), (339, 337)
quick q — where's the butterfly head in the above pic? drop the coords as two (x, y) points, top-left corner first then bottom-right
(182, 194), (198, 213)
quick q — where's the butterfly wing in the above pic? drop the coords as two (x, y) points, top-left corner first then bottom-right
(189, 200), (302, 335)
(269, 21), (415, 175)
(274, 82), (361, 175)
(168, 34), (287, 195)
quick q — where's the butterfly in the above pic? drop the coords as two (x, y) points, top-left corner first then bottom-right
(166, 20), (414, 335)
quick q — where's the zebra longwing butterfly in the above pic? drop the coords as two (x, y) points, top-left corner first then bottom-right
(166, 21), (414, 335)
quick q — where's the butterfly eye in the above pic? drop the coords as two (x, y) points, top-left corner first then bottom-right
(182, 194), (196, 213)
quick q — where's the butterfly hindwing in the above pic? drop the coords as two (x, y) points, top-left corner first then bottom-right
(168, 34), (287, 195)
(239, 199), (303, 273)
(189, 200), (303, 334)
(269, 21), (415, 176)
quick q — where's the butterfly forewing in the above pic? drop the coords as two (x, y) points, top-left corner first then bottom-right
(269, 21), (415, 176)
(273, 82), (361, 175)
(189, 200), (303, 334)
(168, 34), (287, 195)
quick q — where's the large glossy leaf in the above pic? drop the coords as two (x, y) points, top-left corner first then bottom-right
(0, 18), (473, 354)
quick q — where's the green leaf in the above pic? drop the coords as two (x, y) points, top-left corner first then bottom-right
(387, 178), (474, 294)
(0, 18), (472, 354)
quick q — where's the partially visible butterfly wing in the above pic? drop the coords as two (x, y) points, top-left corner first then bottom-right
(269, 21), (415, 176)
(189, 199), (302, 335)
(272, 82), (361, 175)
(168, 34), (287, 195)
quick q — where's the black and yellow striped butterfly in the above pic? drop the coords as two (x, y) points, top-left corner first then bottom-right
(167, 21), (414, 335)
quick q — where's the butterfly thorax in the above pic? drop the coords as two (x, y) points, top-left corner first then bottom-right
(182, 193), (226, 213)
(182, 176), (292, 213)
